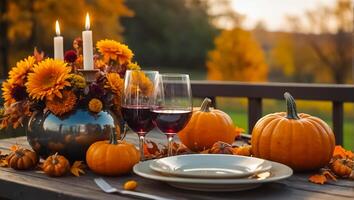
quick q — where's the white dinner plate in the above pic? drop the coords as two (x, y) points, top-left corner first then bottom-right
(149, 154), (272, 178)
(133, 159), (292, 192)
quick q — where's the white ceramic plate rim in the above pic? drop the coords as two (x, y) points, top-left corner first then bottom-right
(134, 159), (293, 185)
(149, 154), (272, 178)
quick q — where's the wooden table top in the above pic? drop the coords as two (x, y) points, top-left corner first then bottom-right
(0, 133), (353, 200)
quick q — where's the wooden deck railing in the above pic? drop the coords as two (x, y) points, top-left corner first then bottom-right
(191, 81), (354, 145)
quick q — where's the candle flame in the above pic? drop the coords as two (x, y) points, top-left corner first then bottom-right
(55, 20), (60, 36)
(85, 13), (90, 30)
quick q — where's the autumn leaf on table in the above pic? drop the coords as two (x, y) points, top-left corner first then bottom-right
(233, 145), (252, 156)
(332, 145), (354, 160)
(70, 161), (85, 177)
(321, 170), (337, 181)
(309, 174), (327, 184)
(143, 140), (161, 157)
(0, 158), (8, 167)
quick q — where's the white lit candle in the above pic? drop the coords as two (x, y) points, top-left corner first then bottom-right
(82, 13), (94, 70)
(54, 20), (64, 60)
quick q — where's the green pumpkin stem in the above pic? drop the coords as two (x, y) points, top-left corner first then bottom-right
(109, 129), (118, 145)
(200, 98), (212, 112)
(284, 92), (300, 120)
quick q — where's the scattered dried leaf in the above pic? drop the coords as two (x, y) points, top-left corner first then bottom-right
(0, 159), (8, 167)
(309, 174), (327, 184)
(70, 161), (85, 177)
(321, 170), (337, 181)
(123, 180), (138, 190)
(233, 145), (252, 156)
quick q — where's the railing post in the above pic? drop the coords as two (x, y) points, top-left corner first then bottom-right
(248, 98), (262, 135)
(332, 101), (343, 145)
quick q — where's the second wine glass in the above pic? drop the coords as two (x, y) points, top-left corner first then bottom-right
(121, 70), (159, 161)
(151, 74), (193, 157)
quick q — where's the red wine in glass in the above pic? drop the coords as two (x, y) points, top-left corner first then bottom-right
(121, 106), (154, 135)
(151, 110), (192, 135)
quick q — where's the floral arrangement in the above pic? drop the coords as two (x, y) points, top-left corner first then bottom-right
(1, 38), (145, 129)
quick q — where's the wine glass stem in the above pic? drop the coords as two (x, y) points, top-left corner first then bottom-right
(139, 135), (145, 161)
(167, 135), (174, 157)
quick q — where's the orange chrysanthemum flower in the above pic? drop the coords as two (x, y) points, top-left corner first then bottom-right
(96, 39), (133, 65)
(26, 58), (71, 100)
(46, 90), (77, 116)
(105, 73), (124, 109)
(105, 73), (124, 95)
(8, 56), (36, 85)
(2, 81), (15, 107)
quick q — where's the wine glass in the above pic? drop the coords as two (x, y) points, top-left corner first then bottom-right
(121, 70), (159, 161)
(151, 74), (193, 157)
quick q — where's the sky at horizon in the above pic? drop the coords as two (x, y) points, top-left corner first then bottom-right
(231, 0), (338, 31)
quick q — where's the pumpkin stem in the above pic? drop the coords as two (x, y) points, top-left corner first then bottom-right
(200, 98), (212, 112)
(284, 92), (300, 120)
(52, 152), (59, 165)
(109, 129), (118, 145)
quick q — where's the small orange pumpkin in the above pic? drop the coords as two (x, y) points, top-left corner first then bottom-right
(7, 148), (38, 170)
(251, 92), (335, 171)
(178, 98), (237, 152)
(208, 141), (234, 154)
(331, 159), (352, 177)
(86, 131), (140, 176)
(42, 153), (70, 177)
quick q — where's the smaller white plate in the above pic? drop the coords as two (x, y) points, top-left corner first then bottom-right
(149, 154), (272, 178)
(134, 159), (293, 192)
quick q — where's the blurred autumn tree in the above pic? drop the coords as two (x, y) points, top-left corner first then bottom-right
(122, 0), (218, 69)
(207, 28), (268, 81)
(271, 0), (352, 83)
(0, 0), (133, 78)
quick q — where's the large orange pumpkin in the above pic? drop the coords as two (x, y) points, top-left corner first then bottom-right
(86, 131), (140, 176)
(178, 98), (237, 152)
(251, 92), (335, 171)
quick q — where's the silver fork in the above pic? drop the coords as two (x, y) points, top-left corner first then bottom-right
(94, 178), (174, 200)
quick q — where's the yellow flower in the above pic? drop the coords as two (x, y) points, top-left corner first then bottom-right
(96, 39), (133, 65)
(46, 90), (77, 116)
(105, 73), (124, 95)
(26, 58), (71, 100)
(88, 98), (103, 113)
(8, 56), (36, 85)
(69, 74), (86, 89)
(2, 81), (16, 107)
(127, 62), (141, 70)
(95, 59), (106, 70)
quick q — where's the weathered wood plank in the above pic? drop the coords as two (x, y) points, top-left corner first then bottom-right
(0, 135), (353, 200)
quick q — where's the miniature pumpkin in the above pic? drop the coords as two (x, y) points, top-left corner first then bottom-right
(86, 131), (140, 176)
(42, 153), (70, 177)
(251, 92), (335, 171)
(6, 148), (38, 170)
(208, 141), (234, 154)
(178, 98), (237, 152)
(331, 159), (352, 177)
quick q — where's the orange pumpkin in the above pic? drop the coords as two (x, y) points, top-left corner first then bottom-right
(331, 159), (352, 177)
(178, 98), (237, 152)
(7, 148), (38, 170)
(251, 92), (335, 171)
(86, 131), (140, 176)
(42, 153), (70, 177)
